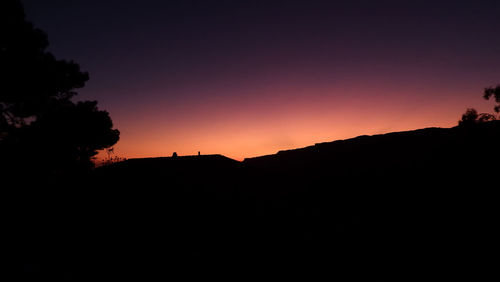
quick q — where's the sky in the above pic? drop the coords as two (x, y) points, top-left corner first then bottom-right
(22, 0), (500, 160)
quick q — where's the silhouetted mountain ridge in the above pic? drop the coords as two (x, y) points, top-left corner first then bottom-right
(243, 124), (485, 167)
(106, 122), (499, 174)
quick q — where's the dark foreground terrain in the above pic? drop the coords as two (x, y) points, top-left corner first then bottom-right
(19, 121), (499, 279)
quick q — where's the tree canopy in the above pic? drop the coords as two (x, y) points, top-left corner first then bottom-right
(458, 108), (496, 127)
(483, 85), (500, 113)
(0, 0), (119, 173)
(459, 84), (500, 126)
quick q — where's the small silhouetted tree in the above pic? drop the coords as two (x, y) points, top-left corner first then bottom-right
(459, 108), (479, 127)
(459, 84), (499, 127)
(459, 108), (496, 127)
(0, 0), (119, 173)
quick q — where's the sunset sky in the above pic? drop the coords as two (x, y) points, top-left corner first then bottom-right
(23, 0), (500, 160)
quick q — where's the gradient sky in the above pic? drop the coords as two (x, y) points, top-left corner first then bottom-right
(23, 0), (500, 160)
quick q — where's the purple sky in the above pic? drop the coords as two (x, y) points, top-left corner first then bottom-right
(22, 0), (500, 159)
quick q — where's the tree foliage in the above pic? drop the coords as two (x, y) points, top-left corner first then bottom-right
(458, 108), (496, 127)
(0, 0), (88, 127)
(459, 84), (500, 127)
(0, 0), (119, 173)
(30, 100), (120, 169)
(483, 85), (500, 113)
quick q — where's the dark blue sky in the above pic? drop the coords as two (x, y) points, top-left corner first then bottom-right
(21, 0), (500, 158)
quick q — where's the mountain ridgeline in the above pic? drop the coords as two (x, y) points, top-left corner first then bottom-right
(22, 121), (499, 279)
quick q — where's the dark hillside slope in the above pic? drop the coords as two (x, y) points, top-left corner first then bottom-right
(21, 121), (500, 279)
(237, 122), (499, 264)
(95, 154), (240, 206)
(242, 122), (498, 200)
(98, 154), (239, 189)
(240, 122), (499, 257)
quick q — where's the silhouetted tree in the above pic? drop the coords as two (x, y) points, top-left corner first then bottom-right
(459, 108), (496, 127)
(459, 108), (479, 127)
(0, 0), (119, 173)
(483, 84), (500, 113)
(0, 1), (88, 130)
(477, 113), (496, 123)
(29, 100), (119, 170)
(459, 85), (500, 127)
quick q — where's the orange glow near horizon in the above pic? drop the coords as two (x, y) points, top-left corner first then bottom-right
(24, 0), (500, 164)
(95, 81), (497, 162)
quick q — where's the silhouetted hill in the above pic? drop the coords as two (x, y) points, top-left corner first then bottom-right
(106, 154), (239, 170)
(20, 121), (500, 280)
(98, 154), (239, 186)
(244, 122), (496, 171)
